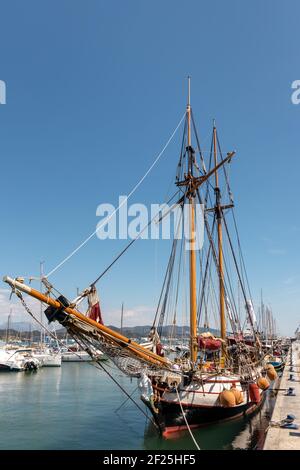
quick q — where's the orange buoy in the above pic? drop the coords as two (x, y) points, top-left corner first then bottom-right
(230, 386), (244, 404)
(219, 389), (236, 407)
(249, 383), (261, 403)
(265, 365), (277, 381)
(257, 376), (270, 390)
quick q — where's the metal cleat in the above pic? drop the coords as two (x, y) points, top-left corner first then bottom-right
(285, 387), (296, 396)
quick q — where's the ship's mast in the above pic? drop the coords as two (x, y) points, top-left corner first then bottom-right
(120, 301), (124, 334)
(6, 307), (12, 344)
(213, 123), (226, 354)
(187, 77), (198, 364)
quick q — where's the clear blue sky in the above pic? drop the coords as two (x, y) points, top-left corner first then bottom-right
(0, 0), (299, 334)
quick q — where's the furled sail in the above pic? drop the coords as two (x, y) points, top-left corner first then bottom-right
(87, 285), (103, 324)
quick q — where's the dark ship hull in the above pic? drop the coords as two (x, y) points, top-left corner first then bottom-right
(143, 394), (265, 436)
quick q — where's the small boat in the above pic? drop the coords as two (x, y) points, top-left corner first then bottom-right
(0, 348), (24, 371)
(61, 347), (107, 362)
(0, 348), (41, 371)
(61, 350), (92, 362)
(32, 348), (62, 367)
(267, 359), (285, 372)
(12, 348), (42, 371)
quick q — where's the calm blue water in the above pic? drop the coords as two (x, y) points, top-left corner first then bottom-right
(0, 363), (276, 450)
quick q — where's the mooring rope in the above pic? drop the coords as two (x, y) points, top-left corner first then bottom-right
(175, 385), (201, 450)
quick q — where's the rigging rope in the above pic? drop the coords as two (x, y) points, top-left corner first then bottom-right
(222, 216), (259, 345)
(12, 288), (159, 429)
(46, 112), (186, 279)
(215, 132), (254, 312)
(91, 191), (180, 288)
(71, 330), (159, 428)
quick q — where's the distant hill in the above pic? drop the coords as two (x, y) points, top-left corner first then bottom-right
(106, 325), (220, 339)
(0, 321), (40, 332)
(0, 323), (220, 341)
(0, 328), (41, 341)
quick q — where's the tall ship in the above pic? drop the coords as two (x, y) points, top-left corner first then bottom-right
(3, 80), (276, 435)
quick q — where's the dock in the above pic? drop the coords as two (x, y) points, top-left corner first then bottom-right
(264, 341), (300, 450)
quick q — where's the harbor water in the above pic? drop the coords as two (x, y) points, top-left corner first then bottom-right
(0, 362), (277, 450)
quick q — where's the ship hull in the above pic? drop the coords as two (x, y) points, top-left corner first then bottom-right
(0, 363), (13, 371)
(145, 396), (264, 436)
(143, 374), (267, 435)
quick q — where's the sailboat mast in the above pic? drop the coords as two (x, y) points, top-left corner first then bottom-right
(121, 302), (124, 334)
(40, 261), (45, 347)
(187, 77), (197, 364)
(213, 124), (226, 349)
(6, 307), (12, 344)
(261, 289), (265, 339)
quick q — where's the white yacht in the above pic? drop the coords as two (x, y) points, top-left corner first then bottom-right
(0, 348), (41, 371)
(61, 347), (107, 362)
(32, 347), (62, 367)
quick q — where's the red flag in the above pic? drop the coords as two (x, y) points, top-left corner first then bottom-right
(87, 286), (104, 324)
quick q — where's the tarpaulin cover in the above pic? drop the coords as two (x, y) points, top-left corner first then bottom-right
(198, 337), (222, 350)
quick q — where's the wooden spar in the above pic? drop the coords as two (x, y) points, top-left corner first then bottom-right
(3, 276), (170, 368)
(179, 79), (234, 364)
(213, 124), (226, 354)
(176, 151), (235, 189)
(187, 77), (198, 364)
(189, 198), (198, 363)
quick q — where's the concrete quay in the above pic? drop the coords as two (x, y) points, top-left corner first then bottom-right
(264, 341), (300, 450)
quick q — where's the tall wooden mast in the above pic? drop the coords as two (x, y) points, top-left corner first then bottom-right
(213, 123), (226, 352)
(187, 77), (198, 364)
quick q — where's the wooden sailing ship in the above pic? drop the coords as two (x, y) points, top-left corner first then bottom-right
(3, 79), (276, 436)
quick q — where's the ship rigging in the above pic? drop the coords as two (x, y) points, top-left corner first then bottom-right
(3, 79), (277, 436)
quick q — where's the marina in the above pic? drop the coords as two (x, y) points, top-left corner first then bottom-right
(2, 104), (280, 441)
(0, 327), (293, 450)
(0, 79), (297, 452)
(0, 1), (299, 457)
(0, 361), (281, 450)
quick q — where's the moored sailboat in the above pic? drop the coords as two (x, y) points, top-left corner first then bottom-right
(3, 79), (275, 435)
